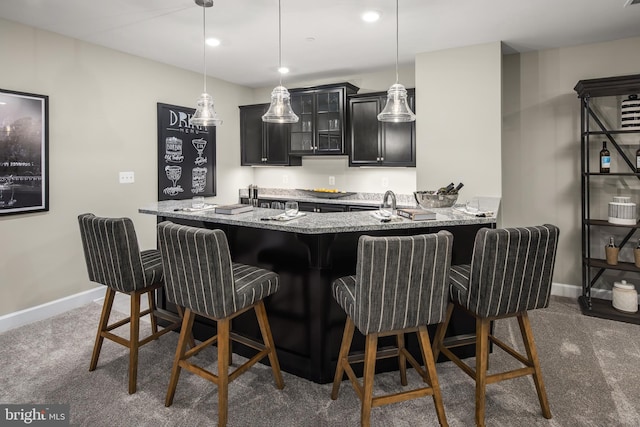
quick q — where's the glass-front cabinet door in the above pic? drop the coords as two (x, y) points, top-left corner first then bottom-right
(315, 90), (343, 153)
(290, 93), (314, 153)
(289, 83), (358, 156)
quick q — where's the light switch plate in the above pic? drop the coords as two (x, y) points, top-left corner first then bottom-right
(119, 171), (135, 184)
(329, 176), (335, 185)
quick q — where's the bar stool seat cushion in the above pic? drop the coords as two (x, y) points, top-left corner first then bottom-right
(332, 275), (357, 320)
(140, 249), (164, 286)
(232, 262), (279, 311)
(449, 264), (471, 309)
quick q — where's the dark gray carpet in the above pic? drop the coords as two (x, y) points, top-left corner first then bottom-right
(1, 296), (639, 426)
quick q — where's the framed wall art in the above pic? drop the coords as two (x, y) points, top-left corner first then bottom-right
(0, 89), (49, 216)
(157, 102), (216, 201)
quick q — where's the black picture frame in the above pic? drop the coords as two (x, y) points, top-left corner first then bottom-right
(0, 88), (49, 216)
(157, 103), (216, 201)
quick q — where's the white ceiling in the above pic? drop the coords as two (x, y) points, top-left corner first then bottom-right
(1, 0), (640, 88)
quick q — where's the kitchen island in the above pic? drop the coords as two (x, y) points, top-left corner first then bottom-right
(140, 200), (496, 383)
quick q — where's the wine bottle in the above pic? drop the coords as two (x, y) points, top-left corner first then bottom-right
(636, 145), (640, 173)
(438, 183), (454, 194)
(448, 183), (464, 195)
(608, 236), (617, 248)
(600, 141), (610, 173)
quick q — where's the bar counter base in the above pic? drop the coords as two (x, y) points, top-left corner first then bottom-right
(158, 218), (490, 384)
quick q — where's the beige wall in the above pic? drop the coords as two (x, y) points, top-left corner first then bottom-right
(0, 19), (254, 315)
(415, 42), (503, 205)
(502, 36), (640, 287)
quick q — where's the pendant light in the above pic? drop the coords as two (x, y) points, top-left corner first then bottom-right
(190, 0), (222, 127)
(377, 0), (415, 123)
(262, 0), (299, 123)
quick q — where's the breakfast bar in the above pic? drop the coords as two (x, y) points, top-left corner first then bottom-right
(140, 200), (496, 384)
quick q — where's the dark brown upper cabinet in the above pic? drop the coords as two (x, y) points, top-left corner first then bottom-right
(239, 103), (301, 166)
(348, 89), (416, 167)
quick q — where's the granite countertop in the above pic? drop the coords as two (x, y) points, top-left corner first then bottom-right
(140, 200), (496, 235)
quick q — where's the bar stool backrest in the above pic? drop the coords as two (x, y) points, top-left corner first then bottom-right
(467, 224), (560, 318)
(352, 231), (453, 334)
(157, 221), (236, 319)
(78, 213), (152, 293)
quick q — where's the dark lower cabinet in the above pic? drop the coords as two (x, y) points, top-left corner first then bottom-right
(298, 202), (347, 213)
(348, 89), (416, 167)
(348, 205), (377, 212)
(239, 104), (301, 166)
(156, 216), (486, 383)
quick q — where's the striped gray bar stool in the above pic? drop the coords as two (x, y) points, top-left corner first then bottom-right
(157, 221), (284, 427)
(432, 224), (560, 427)
(78, 213), (182, 394)
(331, 231), (454, 427)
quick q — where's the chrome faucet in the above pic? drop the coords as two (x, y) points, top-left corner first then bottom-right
(382, 190), (396, 212)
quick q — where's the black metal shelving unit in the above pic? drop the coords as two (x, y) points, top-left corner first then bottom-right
(575, 74), (640, 325)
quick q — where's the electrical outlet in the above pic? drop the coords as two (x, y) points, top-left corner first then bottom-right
(381, 177), (389, 187)
(329, 176), (335, 186)
(283, 174), (289, 184)
(119, 171), (135, 184)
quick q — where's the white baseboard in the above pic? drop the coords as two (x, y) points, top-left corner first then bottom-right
(0, 286), (105, 334)
(551, 282), (582, 299)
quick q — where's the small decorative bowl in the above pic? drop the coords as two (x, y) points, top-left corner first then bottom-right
(414, 191), (459, 209)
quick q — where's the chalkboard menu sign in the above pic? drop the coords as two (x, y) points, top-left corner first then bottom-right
(157, 103), (216, 201)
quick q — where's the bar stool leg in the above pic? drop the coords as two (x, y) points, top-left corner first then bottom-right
(217, 318), (230, 427)
(90, 287), (115, 371)
(361, 333), (378, 427)
(397, 333), (408, 386)
(176, 305), (196, 349)
(475, 318), (490, 427)
(255, 301), (284, 389)
(418, 326), (448, 427)
(432, 304), (454, 362)
(147, 289), (158, 335)
(518, 313), (552, 419)
(331, 317), (355, 400)
(165, 308), (195, 407)
(129, 291), (141, 394)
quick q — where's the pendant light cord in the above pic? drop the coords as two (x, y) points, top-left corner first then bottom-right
(202, 4), (207, 93)
(278, 0), (283, 86)
(395, 0), (399, 84)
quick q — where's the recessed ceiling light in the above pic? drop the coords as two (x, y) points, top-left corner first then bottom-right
(362, 10), (380, 22)
(205, 37), (221, 47)
(278, 67), (290, 74)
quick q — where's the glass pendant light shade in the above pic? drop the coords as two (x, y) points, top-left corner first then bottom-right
(262, 0), (298, 123)
(191, 92), (222, 127)
(378, 0), (416, 123)
(262, 85), (299, 123)
(377, 83), (415, 122)
(189, 0), (221, 127)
